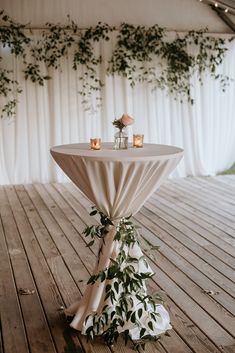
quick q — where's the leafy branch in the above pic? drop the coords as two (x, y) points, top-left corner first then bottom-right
(83, 208), (168, 350)
(0, 10), (233, 118)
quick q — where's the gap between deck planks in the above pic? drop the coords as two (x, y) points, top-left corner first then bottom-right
(0, 176), (234, 353)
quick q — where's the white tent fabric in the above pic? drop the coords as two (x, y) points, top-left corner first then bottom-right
(0, 0), (229, 33)
(0, 32), (235, 184)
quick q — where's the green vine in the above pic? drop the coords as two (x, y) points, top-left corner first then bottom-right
(0, 10), (29, 117)
(82, 207), (167, 351)
(0, 9), (233, 117)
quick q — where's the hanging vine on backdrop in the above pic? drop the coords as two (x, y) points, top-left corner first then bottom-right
(0, 9), (233, 118)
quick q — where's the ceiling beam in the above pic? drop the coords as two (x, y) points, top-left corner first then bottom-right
(211, 5), (235, 32)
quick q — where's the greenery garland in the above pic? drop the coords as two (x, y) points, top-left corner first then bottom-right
(82, 207), (167, 351)
(0, 9), (233, 117)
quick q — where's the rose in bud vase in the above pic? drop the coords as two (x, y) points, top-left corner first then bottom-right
(113, 114), (134, 150)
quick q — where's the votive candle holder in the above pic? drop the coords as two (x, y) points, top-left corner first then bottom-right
(133, 134), (144, 148)
(90, 138), (101, 150)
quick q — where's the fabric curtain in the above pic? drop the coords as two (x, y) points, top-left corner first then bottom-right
(1, 32), (235, 184)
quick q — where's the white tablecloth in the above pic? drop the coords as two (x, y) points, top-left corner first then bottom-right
(51, 143), (183, 339)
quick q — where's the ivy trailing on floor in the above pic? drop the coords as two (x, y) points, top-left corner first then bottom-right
(0, 9), (233, 117)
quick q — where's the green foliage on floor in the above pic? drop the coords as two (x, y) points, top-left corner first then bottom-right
(219, 162), (235, 175)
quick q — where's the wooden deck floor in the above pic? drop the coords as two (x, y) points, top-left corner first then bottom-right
(0, 176), (235, 353)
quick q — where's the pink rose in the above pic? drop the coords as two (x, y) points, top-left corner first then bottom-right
(112, 113), (134, 131)
(120, 113), (134, 126)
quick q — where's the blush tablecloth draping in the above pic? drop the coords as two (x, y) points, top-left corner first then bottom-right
(50, 143), (183, 339)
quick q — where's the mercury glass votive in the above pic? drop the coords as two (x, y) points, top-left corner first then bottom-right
(90, 138), (101, 150)
(133, 134), (144, 148)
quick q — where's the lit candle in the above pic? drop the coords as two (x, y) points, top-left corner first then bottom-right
(90, 138), (101, 150)
(133, 134), (144, 148)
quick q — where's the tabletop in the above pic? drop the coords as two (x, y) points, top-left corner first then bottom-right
(50, 143), (184, 161)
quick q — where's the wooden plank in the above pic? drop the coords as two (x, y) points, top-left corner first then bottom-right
(163, 180), (235, 236)
(15, 184), (112, 353)
(1, 178), (235, 353)
(141, 201), (235, 299)
(22, 185), (110, 353)
(14, 184), (88, 353)
(15, 185), (80, 306)
(6, 185), (87, 353)
(217, 176), (235, 187)
(193, 177), (235, 204)
(133, 215), (235, 338)
(0, 186), (57, 353)
(148, 193), (235, 266)
(168, 177), (235, 216)
(24, 184), (94, 286)
(134, 212), (235, 316)
(147, 282), (222, 353)
(0, 333), (3, 353)
(35, 184), (98, 269)
(155, 187), (235, 263)
(0, 327), (3, 353)
(141, 240), (235, 348)
(156, 187), (235, 247)
(208, 176), (235, 193)
(160, 180), (235, 238)
(53, 183), (96, 227)
(150, 192), (235, 259)
(0, 202), (29, 353)
(148, 258), (235, 350)
(158, 184), (235, 243)
(172, 178), (235, 221)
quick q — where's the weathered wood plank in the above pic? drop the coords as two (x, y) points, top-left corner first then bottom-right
(148, 257), (234, 347)
(1, 186), (57, 353)
(22, 185), (118, 353)
(141, 202), (235, 300)
(193, 177), (235, 205)
(135, 221), (235, 341)
(134, 212), (235, 316)
(158, 184), (235, 243)
(171, 178), (235, 221)
(1, 177), (235, 353)
(163, 180), (235, 235)
(0, 197), (29, 353)
(14, 184), (86, 353)
(25, 184), (94, 288)
(149, 194), (235, 259)
(217, 175), (235, 187)
(148, 282), (222, 353)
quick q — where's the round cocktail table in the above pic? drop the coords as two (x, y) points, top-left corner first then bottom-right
(51, 143), (183, 343)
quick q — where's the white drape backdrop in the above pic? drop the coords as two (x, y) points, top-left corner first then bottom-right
(0, 32), (235, 184)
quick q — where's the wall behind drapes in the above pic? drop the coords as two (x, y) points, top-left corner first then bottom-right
(0, 32), (235, 184)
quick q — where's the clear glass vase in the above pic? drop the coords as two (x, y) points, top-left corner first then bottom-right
(114, 130), (128, 150)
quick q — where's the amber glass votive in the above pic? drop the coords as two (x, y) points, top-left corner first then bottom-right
(133, 134), (144, 148)
(90, 138), (101, 150)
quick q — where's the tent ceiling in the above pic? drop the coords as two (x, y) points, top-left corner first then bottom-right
(0, 0), (234, 32)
